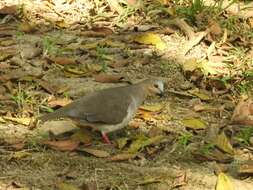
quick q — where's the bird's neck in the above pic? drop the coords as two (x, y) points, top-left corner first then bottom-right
(132, 83), (149, 105)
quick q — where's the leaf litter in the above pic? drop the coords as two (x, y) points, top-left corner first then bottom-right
(0, 0), (253, 189)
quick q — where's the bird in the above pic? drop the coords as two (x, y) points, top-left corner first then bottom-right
(38, 78), (164, 144)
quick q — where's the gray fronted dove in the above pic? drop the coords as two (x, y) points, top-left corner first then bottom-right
(39, 78), (164, 144)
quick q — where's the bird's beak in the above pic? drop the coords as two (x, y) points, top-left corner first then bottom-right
(157, 91), (164, 97)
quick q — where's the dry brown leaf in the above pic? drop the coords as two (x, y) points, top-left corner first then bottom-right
(80, 181), (97, 190)
(109, 60), (129, 68)
(94, 74), (124, 83)
(43, 139), (80, 151)
(108, 153), (136, 161)
(49, 56), (77, 65)
(0, 5), (17, 15)
(231, 99), (253, 125)
(237, 160), (253, 176)
(11, 142), (25, 150)
(48, 98), (72, 107)
(208, 19), (222, 36)
(78, 148), (110, 158)
(92, 27), (113, 35)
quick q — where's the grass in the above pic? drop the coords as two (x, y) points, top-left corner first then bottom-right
(11, 83), (32, 110)
(199, 143), (215, 155)
(96, 45), (108, 72)
(42, 36), (62, 56)
(177, 132), (193, 149)
(235, 127), (253, 145)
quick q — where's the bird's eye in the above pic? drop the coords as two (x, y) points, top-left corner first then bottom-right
(154, 84), (159, 88)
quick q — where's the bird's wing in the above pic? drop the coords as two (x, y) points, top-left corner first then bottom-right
(66, 88), (133, 124)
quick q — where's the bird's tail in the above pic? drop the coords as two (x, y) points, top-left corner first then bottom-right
(38, 108), (68, 122)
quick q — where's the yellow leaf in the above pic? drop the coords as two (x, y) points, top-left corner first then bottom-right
(134, 33), (167, 50)
(9, 151), (31, 160)
(139, 103), (165, 112)
(188, 89), (212, 101)
(57, 182), (80, 190)
(182, 58), (198, 72)
(127, 135), (164, 154)
(181, 118), (206, 130)
(3, 116), (31, 126)
(215, 132), (234, 155)
(216, 173), (234, 190)
(116, 137), (129, 149)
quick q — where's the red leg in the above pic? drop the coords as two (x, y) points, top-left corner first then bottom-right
(101, 132), (111, 144)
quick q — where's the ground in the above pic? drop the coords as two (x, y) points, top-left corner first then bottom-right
(0, 0), (253, 190)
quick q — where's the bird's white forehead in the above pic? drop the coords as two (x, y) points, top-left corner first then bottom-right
(155, 80), (164, 92)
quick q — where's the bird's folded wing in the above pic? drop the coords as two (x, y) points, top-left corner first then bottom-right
(67, 90), (132, 124)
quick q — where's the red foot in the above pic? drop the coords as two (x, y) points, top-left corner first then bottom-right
(101, 132), (111, 144)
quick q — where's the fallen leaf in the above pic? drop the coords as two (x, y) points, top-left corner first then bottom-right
(188, 89), (212, 101)
(108, 153), (136, 161)
(181, 118), (206, 130)
(134, 33), (167, 50)
(199, 60), (229, 75)
(127, 135), (164, 154)
(20, 44), (42, 59)
(56, 182), (80, 190)
(0, 5), (17, 15)
(94, 74), (124, 83)
(48, 98), (72, 107)
(237, 160), (253, 176)
(80, 181), (97, 190)
(216, 172), (234, 190)
(18, 22), (36, 33)
(11, 142), (25, 150)
(182, 58), (198, 72)
(43, 139), (80, 151)
(116, 137), (129, 149)
(9, 151), (31, 160)
(49, 56), (77, 65)
(92, 27), (113, 35)
(231, 99), (253, 125)
(71, 129), (92, 145)
(208, 19), (222, 35)
(139, 103), (165, 112)
(78, 148), (110, 158)
(215, 132), (234, 155)
(3, 116), (31, 126)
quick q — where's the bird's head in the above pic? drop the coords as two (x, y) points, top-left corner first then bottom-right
(143, 78), (164, 97)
